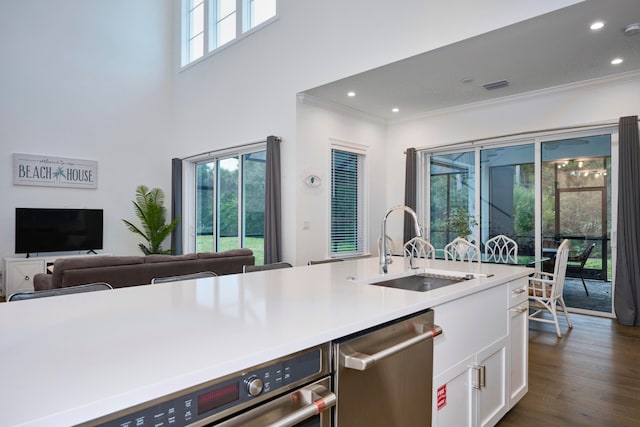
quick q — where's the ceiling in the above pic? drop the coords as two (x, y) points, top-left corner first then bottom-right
(301, 0), (640, 122)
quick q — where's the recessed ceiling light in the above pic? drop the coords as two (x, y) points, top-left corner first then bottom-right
(590, 21), (605, 30)
(611, 58), (624, 65)
(392, 107), (399, 113)
(347, 91), (356, 97)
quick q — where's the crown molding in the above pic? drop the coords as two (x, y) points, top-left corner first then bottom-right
(388, 69), (640, 126)
(297, 93), (387, 126)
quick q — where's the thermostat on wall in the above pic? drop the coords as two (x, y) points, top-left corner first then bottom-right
(304, 174), (321, 187)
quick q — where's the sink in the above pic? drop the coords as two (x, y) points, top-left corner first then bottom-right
(369, 272), (474, 292)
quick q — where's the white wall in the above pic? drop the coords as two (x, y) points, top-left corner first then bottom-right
(385, 73), (640, 221)
(0, 0), (174, 269)
(0, 0), (586, 277)
(172, 0), (582, 264)
(295, 99), (388, 264)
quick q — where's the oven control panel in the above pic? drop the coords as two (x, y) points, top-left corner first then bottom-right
(84, 344), (327, 427)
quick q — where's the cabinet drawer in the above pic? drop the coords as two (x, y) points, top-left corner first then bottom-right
(508, 278), (528, 307)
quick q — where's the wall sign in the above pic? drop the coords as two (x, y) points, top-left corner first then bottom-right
(13, 153), (98, 189)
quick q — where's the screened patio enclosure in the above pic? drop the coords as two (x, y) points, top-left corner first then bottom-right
(422, 130), (615, 315)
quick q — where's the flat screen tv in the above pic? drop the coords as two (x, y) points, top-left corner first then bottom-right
(15, 208), (104, 254)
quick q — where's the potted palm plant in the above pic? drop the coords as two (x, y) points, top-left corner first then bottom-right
(122, 185), (180, 255)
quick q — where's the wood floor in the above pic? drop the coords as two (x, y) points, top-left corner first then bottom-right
(498, 313), (640, 427)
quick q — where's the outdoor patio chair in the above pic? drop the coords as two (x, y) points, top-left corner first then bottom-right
(566, 242), (596, 296)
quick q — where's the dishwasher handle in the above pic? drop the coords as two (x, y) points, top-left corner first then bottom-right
(343, 324), (443, 371)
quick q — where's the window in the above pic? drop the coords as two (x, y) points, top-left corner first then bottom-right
(330, 147), (365, 257)
(194, 149), (266, 264)
(182, 0), (277, 67)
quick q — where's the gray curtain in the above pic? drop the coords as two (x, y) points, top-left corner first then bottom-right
(264, 136), (282, 264)
(614, 116), (640, 326)
(403, 147), (417, 243)
(171, 158), (183, 255)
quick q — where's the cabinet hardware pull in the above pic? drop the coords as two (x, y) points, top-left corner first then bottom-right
(480, 365), (486, 388)
(343, 325), (443, 371)
(24, 275), (30, 281)
(511, 306), (528, 313)
(513, 288), (526, 294)
(473, 365), (482, 389)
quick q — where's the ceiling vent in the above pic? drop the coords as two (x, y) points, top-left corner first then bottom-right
(483, 80), (510, 90)
(624, 23), (640, 36)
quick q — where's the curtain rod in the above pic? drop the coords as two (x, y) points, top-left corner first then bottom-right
(181, 136), (281, 161)
(411, 118), (636, 153)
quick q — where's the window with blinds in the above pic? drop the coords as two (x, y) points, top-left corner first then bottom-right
(331, 148), (364, 256)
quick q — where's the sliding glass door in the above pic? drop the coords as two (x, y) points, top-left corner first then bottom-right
(429, 151), (476, 249)
(423, 128), (616, 316)
(479, 143), (535, 256)
(541, 134), (612, 313)
(194, 150), (266, 264)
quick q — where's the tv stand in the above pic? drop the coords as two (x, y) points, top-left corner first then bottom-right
(3, 252), (107, 298)
(86, 249), (98, 255)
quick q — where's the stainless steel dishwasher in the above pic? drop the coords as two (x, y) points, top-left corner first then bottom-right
(333, 309), (442, 427)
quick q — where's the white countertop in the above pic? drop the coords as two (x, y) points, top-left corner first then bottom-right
(0, 256), (531, 426)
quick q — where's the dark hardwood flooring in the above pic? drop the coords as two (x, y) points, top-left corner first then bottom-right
(498, 313), (640, 427)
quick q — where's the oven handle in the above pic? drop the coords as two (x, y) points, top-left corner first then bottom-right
(343, 324), (443, 371)
(264, 388), (336, 427)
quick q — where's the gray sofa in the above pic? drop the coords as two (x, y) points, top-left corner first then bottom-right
(33, 249), (254, 291)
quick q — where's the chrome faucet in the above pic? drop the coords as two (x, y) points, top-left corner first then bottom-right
(380, 205), (423, 274)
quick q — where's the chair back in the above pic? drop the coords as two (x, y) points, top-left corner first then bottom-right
(572, 243), (596, 268)
(244, 262), (293, 273)
(444, 237), (479, 262)
(551, 239), (571, 299)
(484, 234), (518, 264)
(377, 235), (396, 257)
(308, 259), (344, 265)
(403, 237), (436, 260)
(8, 282), (113, 301)
(151, 271), (217, 284)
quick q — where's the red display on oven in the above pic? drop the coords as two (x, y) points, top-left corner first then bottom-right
(197, 382), (240, 415)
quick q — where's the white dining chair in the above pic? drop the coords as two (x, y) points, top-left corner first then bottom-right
(484, 234), (518, 264)
(444, 237), (479, 262)
(528, 239), (573, 337)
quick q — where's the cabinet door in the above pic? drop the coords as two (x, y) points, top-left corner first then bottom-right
(433, 355), (475, 427)
(476, 337), (508, 427)
(509, 302), (529, 406)
(6, 260), (44, 296)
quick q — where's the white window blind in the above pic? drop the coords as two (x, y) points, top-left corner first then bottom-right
(331, 149), (364, 256)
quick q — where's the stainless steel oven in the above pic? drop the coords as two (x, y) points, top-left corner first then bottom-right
(84, 343), (333, 427)
(333, 309), (442, 427)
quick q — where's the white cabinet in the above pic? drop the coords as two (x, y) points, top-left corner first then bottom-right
(3, 258), (46, 297)
(476, 337), (508, 427)
(508, 279), (529, 407)
(434, 336), (508, 427)
(432, 277), (529, 427)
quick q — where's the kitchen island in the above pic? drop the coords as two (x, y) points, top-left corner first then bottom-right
(0, 256), (532, 426)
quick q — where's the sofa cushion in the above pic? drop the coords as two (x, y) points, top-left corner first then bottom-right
(52, 256), (142, 287)
(197, 249), (253, 259)
(144, 253), (198, 263)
